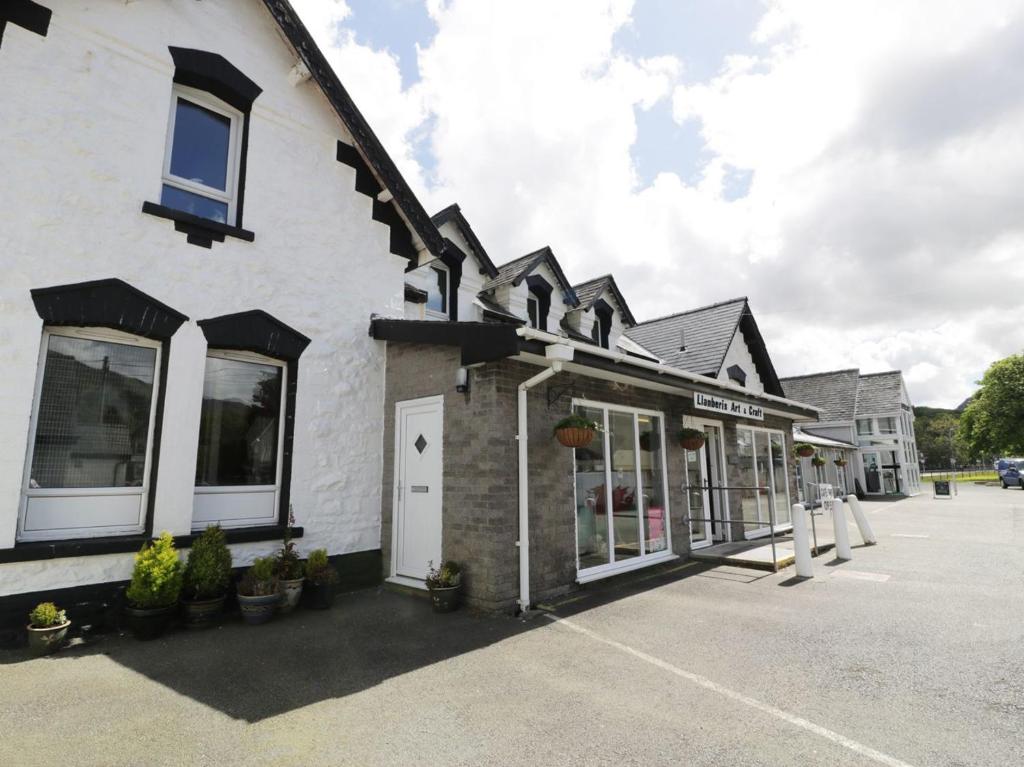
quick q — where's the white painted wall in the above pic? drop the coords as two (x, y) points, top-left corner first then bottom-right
(718, 331), (765, 394)
(0, 1), (410, 595)
(405, 218), (491, 322)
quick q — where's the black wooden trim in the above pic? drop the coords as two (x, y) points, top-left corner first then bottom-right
(437, 239), (466, 321)
(0, 1), (51, 48)
(369, 318), (520, 365)
(737, 308), (784, 397)
(594, 298), (614, 349)
(526, 275), (552, 332)
(372, 199), (417, 261)
(727, 364), (748, 386)
(172, 524), (303, 549)
(30, 277), (188, 341)
(235, 112), (252, 226)
(277, 360), (299, 527)
(141, 201), (255, 247)
(168, 47), (262, 113)
(430, 204), (499, 278)
(197, 310), (310, 361)
(145, 341), (172, 537)
(336, 140), (383, 197)
(0, 535), (147, 564)
(404, 283), (428, 304)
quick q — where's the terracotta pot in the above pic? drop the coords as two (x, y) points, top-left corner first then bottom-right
(180, 595), (226, 630)
(26, 620), (70, 656)
(429, 585), (461, 613)
(679, 435), (706, 451)
(796, 446), (815, 458)
(237, 592), (281, 625)
(124, 604), (175, 640)
(277, 577), (304, 613)
(555, 427), (595, 448)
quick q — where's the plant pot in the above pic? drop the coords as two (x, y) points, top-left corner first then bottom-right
(26, 620), (70, 656)
(811, 459), (826, 468)
(796, 446), (815, 458)
(180, 595), (226, 630)
(124, 604), (175, 640)
(834, 460), (847, 467)
(555, 427), (595, 448)
(429, 585), (461, 613)
(277, 577), (304, 614)
(679, 435), (706, 451)
(301, 581), (336, 610)
(237, 592), (281, 625)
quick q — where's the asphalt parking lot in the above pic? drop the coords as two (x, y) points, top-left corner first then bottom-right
(2, 483), (1022, 767)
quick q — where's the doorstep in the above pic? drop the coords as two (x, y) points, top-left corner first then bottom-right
(689, 534), (836, 572)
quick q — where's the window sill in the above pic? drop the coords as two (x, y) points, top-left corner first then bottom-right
(141, 201), (255, 248)
(172, 525), (302, 549)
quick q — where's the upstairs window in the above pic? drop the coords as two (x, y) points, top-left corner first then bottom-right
(426, 264), (449, 317)
(878, 417), (897, 434)
(161, 86), (242, 225)
(527, 296), (539, 328)
(856, 418), (872, 435)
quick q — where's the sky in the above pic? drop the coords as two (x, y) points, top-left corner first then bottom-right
(290, 0), (1024, 408)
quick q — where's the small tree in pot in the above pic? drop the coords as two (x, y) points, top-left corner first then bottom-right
(302, 548), (340, 610)
(275, 510), (304, 613)
(237, 557), (280, 625)
(181, 525), (233, 629)
(553, 414), (599, 448)
(678, 428), (706, 451)
(26, 602), (70, 656)
(794, 443), (815, 458)
(426, 560), (462, 613)
(124, 532), (182, 640)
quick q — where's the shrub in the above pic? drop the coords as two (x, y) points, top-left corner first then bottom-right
(304, 548), (339, 586)
(182, 525), (233, 600)
(239, 556), (278, 597)
(275, 509), (303, 580)
(426, 560), (462, 589)
(29, 602), (67, 628)
(552, 414), (599, 436)
(126, 532), (182, 609)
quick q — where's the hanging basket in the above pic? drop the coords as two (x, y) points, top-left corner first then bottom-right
(678, 429), (706, 451)
(834, 459), (848, 467)
(811, 456), (826, 467)
(794, 443), (815, 458)
(554, 427), (596, 448)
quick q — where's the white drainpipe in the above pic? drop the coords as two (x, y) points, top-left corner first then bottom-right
(517, 345), (574, 613)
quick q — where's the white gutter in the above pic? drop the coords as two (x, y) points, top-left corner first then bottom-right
(517, 344), (573, 613)
(515, 327), (820, 418)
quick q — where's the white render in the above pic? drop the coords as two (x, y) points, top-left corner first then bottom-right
(0, 1), (412, 595)
(718, 330), (765, 394)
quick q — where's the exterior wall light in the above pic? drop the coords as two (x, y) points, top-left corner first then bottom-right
(455, 366), (470, 393)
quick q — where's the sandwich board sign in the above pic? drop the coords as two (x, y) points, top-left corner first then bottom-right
(933, 479), (954, 499)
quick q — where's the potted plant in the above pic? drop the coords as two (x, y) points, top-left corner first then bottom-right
(275, 510), (304, 613)
(678, 427), (706, 451)
(237, 557), (280, 625)
(553, 414), (599, 448)
(811, 455), (826, 468)
(638, 431), (660, 452)
(794, 443), (815, 458)
(26, 602), (70, 656)
(834, 458), (848, 467)
(180, 525), (233, 629)
(426, 560), (462, 613)
(124, 532), (182, 640)
(302, 548), (340, 610)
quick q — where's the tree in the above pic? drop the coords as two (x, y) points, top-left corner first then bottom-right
(914, 407), (964, 469)
(958, 354), (1024, 458)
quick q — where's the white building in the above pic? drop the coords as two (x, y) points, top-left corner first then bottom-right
(0, 0), (446, 623)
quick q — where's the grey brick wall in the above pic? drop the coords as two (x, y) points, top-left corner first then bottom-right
(381, 343), (800, 613)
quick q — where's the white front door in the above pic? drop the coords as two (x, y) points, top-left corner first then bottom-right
(392, 396), (443, 585)
(684, 419), (729, 548)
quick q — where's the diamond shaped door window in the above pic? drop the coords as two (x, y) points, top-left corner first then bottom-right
(414, 434), (428, 454)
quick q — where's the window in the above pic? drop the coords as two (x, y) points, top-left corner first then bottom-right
(426, 264), (449, 316)
(193, 351), (286, 529)
(573, 400), (672, 580)
(19, 328), (161, 541)
(734, 427), (791, 536)
(878, 417), (897, 434)
(856, 418), (872, 435)
(161, 86), (242, 225)
(527, 296), (539, 329)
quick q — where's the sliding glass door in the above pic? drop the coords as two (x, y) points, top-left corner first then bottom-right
(734, 426), (792, 538)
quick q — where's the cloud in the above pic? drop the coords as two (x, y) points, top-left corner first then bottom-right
(291, 0), (1024, 407)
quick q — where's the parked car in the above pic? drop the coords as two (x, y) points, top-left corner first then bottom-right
(995, 458), (1024, 479)
(1001, 464), (1024, 489)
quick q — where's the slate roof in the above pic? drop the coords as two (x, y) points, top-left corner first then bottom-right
(483, 247), (579, 306)
(779, 369), (861, 422)
(475, 294), (524, 325)
(855, 371), (906, 416)
(624, 298), (748, 377)
(431, 203), (499, 278)
(571, 274), (637, 327)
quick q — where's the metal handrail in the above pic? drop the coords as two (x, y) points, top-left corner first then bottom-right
(681, 483), (781, 572)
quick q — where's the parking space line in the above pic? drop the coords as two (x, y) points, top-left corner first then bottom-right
(544, 613), (916, 767)
(891, 533), (929, 538)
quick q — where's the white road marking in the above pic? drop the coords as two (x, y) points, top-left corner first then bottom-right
(544, 613), (916, 767)
(830, 569), (891, 582)
(891, 533), (929, 538)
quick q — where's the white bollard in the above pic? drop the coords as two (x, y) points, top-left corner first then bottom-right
(845, 494), (877, 545)
(831, 497), (853, 560)
(790, 504), (813, 578)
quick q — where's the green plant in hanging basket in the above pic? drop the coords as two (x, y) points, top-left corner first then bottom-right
(553, 414), (599, 448)
(678, 427), (707, 451)
(794, 443), (815, 458)
(834, 458), (848, 467)
(811, 455), (826, 467)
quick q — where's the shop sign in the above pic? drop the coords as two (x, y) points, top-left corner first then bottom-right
(694, 391), (764, 421)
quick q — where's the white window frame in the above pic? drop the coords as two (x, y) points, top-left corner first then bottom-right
(856, 418), (873, 436)
(162, 84), (243, 225)
(878, 416), (897, 435)
(526, 295), (540, 329)
(735, 424), (792, 539)
(192, 349), (288, 530)
(18, 326), (163, 542)
(572, 398), (676, 583)
(425, 263), (449, 319)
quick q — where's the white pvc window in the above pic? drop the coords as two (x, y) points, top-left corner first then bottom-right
(18, 327), (161, 541)
(856, 418), (872, 435)
(878, 417), (897, 434)
(161, 85), (243, 225)
(192, 350), (287, 530)
(572, 399), (673, 583)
